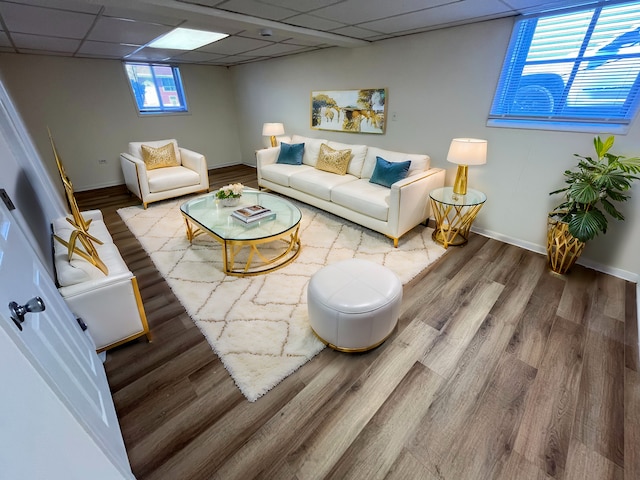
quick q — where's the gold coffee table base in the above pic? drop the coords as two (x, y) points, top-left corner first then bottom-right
(183, 217), (301, 277)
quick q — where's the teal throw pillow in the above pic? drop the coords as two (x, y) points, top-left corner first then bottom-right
(369, 156), (411, 188)
(276, 142), (304, 165)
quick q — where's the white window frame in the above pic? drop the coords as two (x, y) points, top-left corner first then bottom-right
(488, 0), (640, 134)
(123, 62), (188, 115)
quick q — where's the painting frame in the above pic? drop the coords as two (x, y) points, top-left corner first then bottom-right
(311, 88), (387, 134)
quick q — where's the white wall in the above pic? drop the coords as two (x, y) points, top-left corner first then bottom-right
(0, 17), (638, 280)
(0, 54), (242, 192)
(231, 18), (640, 281)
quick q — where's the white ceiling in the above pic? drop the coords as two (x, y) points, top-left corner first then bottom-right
(0, 0), (606, 66)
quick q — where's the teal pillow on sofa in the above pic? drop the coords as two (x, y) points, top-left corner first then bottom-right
(369, 156), (411, 188)
(276, 142), (304, 165)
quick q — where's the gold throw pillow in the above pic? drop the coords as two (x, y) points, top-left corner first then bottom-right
(141, 143), (180, 170)
(315, 143), (352, 175)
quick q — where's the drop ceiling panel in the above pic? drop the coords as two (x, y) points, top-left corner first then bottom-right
(170, 50), (227, 62)
(246, 42), (309, 56)
(0, 2), (94, 38)
(260, 0), (344, 12)
(0, 31), (11, 47)
(215, 0), (299, 21)
(88, 17), (172, 45)
(125, 47), (181, 62)
(283, 14), (347, 31)
(197, 35), (272, 55)
(77, 41), (141, 58)
(312, 0), (459, 25)
(330, 25), (383, 39)
(7, 0), (101, 14)
(361, 0), (512, 34)
(101, 7), (183, 27)
(11, 32), (81, 52)
(205, 54), (259, 64)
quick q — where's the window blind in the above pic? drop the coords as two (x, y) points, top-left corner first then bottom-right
(488, 0), (640, 132)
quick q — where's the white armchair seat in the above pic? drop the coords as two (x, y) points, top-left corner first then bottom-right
(120, 139), (209, 208)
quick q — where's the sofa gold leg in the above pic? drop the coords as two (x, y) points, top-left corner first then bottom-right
(393, 238), (398, 248)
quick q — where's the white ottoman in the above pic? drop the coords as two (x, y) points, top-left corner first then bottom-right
(307, 259), (403, 352)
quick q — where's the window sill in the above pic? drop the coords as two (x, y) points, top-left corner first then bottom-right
(486, 118), (631, 135)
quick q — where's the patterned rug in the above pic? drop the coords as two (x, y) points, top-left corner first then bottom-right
(118, 196), (446, 401)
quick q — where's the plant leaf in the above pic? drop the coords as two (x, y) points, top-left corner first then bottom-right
(568, 209), (608, 242)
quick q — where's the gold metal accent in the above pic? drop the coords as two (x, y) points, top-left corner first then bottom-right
(310, 326), (396, 352)
(452, 164), (468, 195)
(182, 215), (302, 277)
(269, 136), (277, 147)
(430, 197), (484, 249)
(546, 218), (585, 274)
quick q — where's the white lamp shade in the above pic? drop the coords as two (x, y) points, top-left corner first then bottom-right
(262, 122), (285, 136)
(447, 138), (487, 165)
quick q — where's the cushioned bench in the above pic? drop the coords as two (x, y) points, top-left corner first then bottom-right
(52, 209), (151, 352)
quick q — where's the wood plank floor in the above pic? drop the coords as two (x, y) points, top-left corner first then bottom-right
(76, 165), (640, 480)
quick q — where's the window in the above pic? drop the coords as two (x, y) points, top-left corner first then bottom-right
(488, 1), (640, 133)
(124, 62), (187, 114)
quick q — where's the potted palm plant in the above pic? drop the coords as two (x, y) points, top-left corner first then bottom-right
(547, 135), (640, 274)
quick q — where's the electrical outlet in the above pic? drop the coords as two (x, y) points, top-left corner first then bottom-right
(98, 159), (107, 165)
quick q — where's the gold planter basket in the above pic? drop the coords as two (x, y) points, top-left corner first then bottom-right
(546, 217), (586, 274)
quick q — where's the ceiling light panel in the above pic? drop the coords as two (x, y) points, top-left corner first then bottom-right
(148, 27), (228, 50)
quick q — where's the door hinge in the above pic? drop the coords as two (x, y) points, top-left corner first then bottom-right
(76, 317), (88, 331)
(0, 189), (16, 211)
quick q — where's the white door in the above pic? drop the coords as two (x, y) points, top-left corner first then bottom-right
(0, 201), (133, 479)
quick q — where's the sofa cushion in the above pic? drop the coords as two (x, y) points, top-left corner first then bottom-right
(369, 157), (411, 188)
(327, 141), (367, 177)
(260, 163), (313, 187)
(292, 135), (327, 167)
(315, 143), (352, 175)
(276, 142), (304, 165)
(141, 142), (180, 170)
(129, 139), (181, 164)
(147, 165), (201, 193)
(332, 179), (390, 221)
(361, 147), (429, 179)
(290, 169), (358, 201)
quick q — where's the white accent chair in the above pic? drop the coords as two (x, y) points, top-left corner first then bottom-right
(120, 139), (209, 208)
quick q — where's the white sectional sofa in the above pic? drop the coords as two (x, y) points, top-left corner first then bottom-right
(256, 134), (445, 246)
(52, 209), (151, 352)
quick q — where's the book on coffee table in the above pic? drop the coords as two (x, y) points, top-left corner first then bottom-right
(231, 205), (276, 223)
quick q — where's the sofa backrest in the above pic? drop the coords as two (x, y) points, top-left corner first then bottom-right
(361, 146), (430, 180)
(327, 140), (367, 177)
(128, 139), (182, 164)
(288, 135), (430, 180)
(291, 134), (327, 167)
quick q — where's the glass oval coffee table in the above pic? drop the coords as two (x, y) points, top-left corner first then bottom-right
(180, 189), (302, 276)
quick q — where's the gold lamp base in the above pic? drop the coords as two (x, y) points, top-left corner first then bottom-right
(269, 135), (277, 147)
(452, 164), (468, 195)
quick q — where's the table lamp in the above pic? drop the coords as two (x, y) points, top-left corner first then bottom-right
(262, 122), (285, 147)
(446, 138), (487, 195)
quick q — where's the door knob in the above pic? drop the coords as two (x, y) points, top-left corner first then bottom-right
(8, 297), (46, 331)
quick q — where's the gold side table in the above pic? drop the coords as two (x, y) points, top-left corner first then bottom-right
(429, 187), (486, 248)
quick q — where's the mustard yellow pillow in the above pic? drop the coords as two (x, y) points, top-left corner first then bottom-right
(315, 143), (352, 175)
(141, 143), (179, 170)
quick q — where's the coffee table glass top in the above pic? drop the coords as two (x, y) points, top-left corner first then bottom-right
(180, 189), (301, 241)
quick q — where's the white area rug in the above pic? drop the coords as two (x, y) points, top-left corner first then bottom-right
(118, 196), (446, 401)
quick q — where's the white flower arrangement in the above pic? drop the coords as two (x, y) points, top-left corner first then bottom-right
(216, 183), (244, 199)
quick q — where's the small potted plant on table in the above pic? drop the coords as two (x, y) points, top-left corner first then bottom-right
(216, 183), (244, 207)
(547, 136), (640, 274)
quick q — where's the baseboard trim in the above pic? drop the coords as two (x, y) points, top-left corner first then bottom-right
(471, 225), (639, 283)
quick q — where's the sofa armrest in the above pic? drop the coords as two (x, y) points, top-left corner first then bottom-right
(120, 153), (147, 199)
(256, 147), (280, 185)
(179, 147), (209, 190)
(389, 168), (446, 238)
